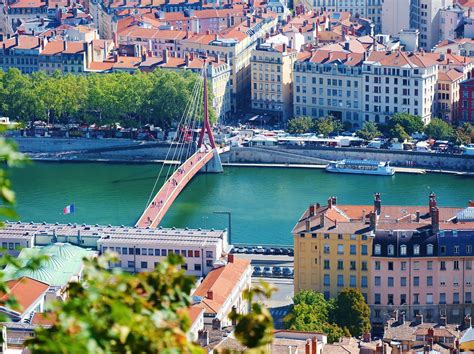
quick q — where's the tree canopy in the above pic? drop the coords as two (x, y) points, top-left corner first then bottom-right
(0, 68), (215, 128)
(424, 118), (454, 140)
(355, 122), (381, 141)
(388, 113), (424, 136)
(452, 123), (473, 145)
(287, 116), (314, 134)
(285, 289), (370, 343)
(287, 116), (342, 137)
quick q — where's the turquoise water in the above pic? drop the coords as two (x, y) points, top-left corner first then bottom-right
(10, 162), (474, 245)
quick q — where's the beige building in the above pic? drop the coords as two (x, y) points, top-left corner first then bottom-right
(251, 41), (298, 122)
(182, 13), (278, 112)
(436, 69), (464, 122)
(381, 0), (410, 36)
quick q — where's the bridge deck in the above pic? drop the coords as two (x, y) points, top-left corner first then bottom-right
(136, 149), (214, 228)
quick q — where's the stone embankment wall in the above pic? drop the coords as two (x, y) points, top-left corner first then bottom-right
(15, 137), (474, 171)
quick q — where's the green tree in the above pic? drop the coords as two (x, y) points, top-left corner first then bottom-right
(287, 116), (314, 134)
(388, 112), (424, 136)
(356, 122), (381, 141)
(424, 118), (454, 140)
(389, 123), (410, 142)
(284, 290), (345, 343)
(332, 288), (371, 337)
(314, 116), (342, 137)
(452, 123), (473, 145)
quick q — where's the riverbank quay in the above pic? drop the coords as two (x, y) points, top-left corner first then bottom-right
(15, 137), (474, 173)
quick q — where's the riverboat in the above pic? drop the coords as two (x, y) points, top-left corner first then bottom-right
(325, 159), (395, 176)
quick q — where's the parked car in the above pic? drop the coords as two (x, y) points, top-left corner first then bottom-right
(246, 247), (256, 254)
(253, 266), (262, 276)
(264, 247), (272, 255)
(281, 248), (289, 255)
(240, 247), (248, 254)
(282, 267), (292, 276)
(273, 248), (282, 255)
(272, 266), (282, 276)
(255, 246), (264, 254)
(288, 249), (294, 257)
(263, 266), (272, 277)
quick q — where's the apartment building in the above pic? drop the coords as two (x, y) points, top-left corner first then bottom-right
(292, 196), (375, 302)
(362, 51), (438, 124)
(435, 38), (474, 56)
(182, 12), (278, 112)
(251, 40), (298, 122)
(0, 0), (48, 34)
(410, 0), (448, 50)
(436, 69), (464, 122)
(381, 0), (410, 36)
(293, 47), (365, 128)
(371, 195), (474, 326)
(439, 5), (464, 42)
(459, 78), (474, 124)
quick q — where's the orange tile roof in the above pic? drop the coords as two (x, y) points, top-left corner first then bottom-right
(9, 0), (46, 8)
(193, 258), (250, 315)
(187, 306), (204, 325)
(0, 277), (49, 315)
(112, 56), (142, 69)
(87, 61), (114, 71)
(31, 312), (57, 326)
(0, 35), (41, 50)
(438, 68), (464, 82)
(40, 40), (84, 55)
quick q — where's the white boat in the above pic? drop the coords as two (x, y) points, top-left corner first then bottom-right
(325, 159), (395, 176)
(462, 144), (474, 156)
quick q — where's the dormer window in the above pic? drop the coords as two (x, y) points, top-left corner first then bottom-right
(374, 244), (381, 255)
(427, 244), (434, 255)
(400, 245), (407, 256)
(387, 245), (394, 256)
(413, 244), (420, 255)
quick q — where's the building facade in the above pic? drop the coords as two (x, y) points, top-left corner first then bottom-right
(459, 78), (474, 124)
(251, 41), (298, 122)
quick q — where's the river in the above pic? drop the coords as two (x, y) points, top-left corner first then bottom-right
(11, 162), (474, 245)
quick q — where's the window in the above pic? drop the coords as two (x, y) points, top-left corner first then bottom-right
(440, 293), (446, 304)
(427, 244), (434, 255)
(413, 244), (420, 255)
(453, 292), (460, 304)
(467, 260), (472, 270)
(466, 292), (472, 304)
(413, 293), (419, 304)
(206, 251), (213, 258)
(128, 261), (135, 268)
(122, 247), (128, 255)
(206, 260), (213, 267)
(324, 260), (331, 269)
(155, 249), (160, 256)
(467, 245), (473, 254)
(141, 248), (147, 255)
(426, 294), (433, 304)
(374, 244), (381, 255)
(400, 245), (407, 255)
(350, 261), (356, 270)
(414, 261), (420, 270)
(141, 261), (148, 269)
(361, 261), (368, 271)
(401, 262), (407, 271)
(324, 274), (330, 286)
(414, 276), (420, 286)
(375, 261), (381, 270)
(454, 245), (460, 254)
(400, 294), (407, 305)
(388, 262), (394, 271)
(337, 260), (343, 270)
(350, 245), (356, 255)
(361, 276), (368, 288)
(440, 261), (446, 270)
(194, 264), (202, 271)
(401, 277), (407, 286)
(188, 250), (193, 257)
(388, 277), (394, 287)
(129, 248), (134, 255)
(375, 276), (381, 286)
(427, 276), (433, 286)
(337, 244), (344, 254)
(162, 249), (167, 256)
(361, 245), (368, 255)
(388, 245), (394, 255)
(454, 260), (460, 270)
(440, 245), (446, 254)
(337, 275), (344, 287)
(324, 244), (330, 253)
(427, 261), (433, 270)
(388, 294), (394, 305)
(374, 293), (381, 304)
(350, 275), (357, 287)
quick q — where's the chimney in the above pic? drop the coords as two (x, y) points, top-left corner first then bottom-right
(320, 213), (325, 227)
(305, 219), (311, 232)
(440, 316), (447, 327)
(429, 192), (437, 214)
(282, 43), (286, 53)
(162, 49), (168, 63)
(465, 315), (472, 329)
(447, 48), (452, 54)
(416, 313), (424, 325)
(331, 196), (337, 206)
(246, 17), (251, 27)
(207, 290), (213, 300)
(198, 330), (209, 347)
(305, 339), (311, 354)
(311, 337), (318, 354)
(469, 200), (474, 207)
(427, 328), (434, 338)
(399, 312), (406, 325)
(369, 211), (376, 231)
(184, 52), (189, 66)
(363, 332), (371, 342)
(228, 254), (234, 263)
(309, 204), (316, 216)
(362, 209), (366, 223)
(14, 34), (19, 47)
(328, 196), (333, 208)
(431, 207), (439, 233)
(374, 193), (381, 215)
(416, 210), (420, 222)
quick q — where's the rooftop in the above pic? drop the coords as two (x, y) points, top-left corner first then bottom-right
(0, 277), (49, 316)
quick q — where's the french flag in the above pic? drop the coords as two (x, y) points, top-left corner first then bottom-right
(63, 204), (75, 215)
